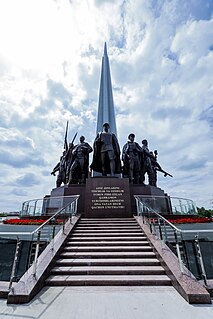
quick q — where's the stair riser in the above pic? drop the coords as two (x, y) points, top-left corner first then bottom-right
(51, 270), (165, 275)
(63, 247), (153, 252)
(70, 233), (143, 237)
(74, 229), (142, 231)
(69, 237), (146, 245)
(60, 253), (155, 259)
(76, 224), (141, 230)
(46, 280), (171, 286)
(56, 261), (160, 266)
(65, 241), (149, 246)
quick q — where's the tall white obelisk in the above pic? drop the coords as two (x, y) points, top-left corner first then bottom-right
(96, 43), (117, 136)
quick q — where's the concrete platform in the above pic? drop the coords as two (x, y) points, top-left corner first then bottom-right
(0, 286), (212, 319)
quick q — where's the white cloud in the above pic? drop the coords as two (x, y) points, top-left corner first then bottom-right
(0, 0), (213, 211)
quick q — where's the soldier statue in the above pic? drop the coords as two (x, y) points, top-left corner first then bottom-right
(122, 134), (142, 184)
(149, 150), (173, 186)
(65, 142), (75, 183)
(91, 123), (121, 176)
(51, 150), (67, 187)
(140, 139), (155, 186)
(68, 136), (93, 184)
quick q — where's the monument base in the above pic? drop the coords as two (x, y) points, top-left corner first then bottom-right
(50, 184), (85, 214)
(48, 178), (170, 217)
(129, 184), (171, 215)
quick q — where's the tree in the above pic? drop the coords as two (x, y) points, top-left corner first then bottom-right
(197, 207), (213, 218)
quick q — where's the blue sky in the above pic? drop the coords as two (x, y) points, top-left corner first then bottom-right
(0, 0), (213, 211)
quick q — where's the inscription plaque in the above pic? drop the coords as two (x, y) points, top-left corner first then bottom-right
(85, 178), (131, 217)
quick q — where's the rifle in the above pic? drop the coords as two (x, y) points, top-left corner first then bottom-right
(71, 132), (78, 146)
(156, 167), (173, 178)
(64, 121), (69, 151)
(154, 150), (158, 161)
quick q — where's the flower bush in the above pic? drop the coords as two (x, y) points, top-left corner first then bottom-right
(168, 217), (213, 224)
(3, 218), (64, 225)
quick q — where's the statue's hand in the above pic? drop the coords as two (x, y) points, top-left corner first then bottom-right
(51, 172), (55, 176)
(82, 148), (88, 154)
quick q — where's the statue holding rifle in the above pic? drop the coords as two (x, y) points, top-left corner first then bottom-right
(149, 150), (173, 187)
(65, 132), (78, 184)
(51, 150), (67, 187)
(51, 121), (78, 186)
(51, 121), (70, 187)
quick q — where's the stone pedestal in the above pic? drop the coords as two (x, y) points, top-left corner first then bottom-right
(129, 184), (170, 214)
(50, 184), (85, 214)
(47, 178), (170, 217)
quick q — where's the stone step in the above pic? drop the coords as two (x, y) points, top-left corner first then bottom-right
(77, 223), (138, 227)
(69, 236), (147, 241)
(70, 233), (145, 237)
(77, 222), (138, 224)
(46, 275), (171, 286)
(50, 265), (166, 275)
(63, 246), (153, 252)
(56, 258), (161, 266)
(44, 218), (172, 289)
(79, 218), (135, 221)
(77, 224), (137, 226)
(75, 226), (141, 230)
(60, 251), (155, 258)
(66, 241), (149, 246)
(72, 229), (142, 234)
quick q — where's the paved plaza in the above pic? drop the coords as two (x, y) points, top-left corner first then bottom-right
(0, 286), (212, 319)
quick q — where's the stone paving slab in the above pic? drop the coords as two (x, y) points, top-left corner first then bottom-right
(0, 286), (212, 319)
(0, 282), (9, 298)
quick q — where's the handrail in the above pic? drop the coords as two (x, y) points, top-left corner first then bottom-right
(135, 196), (213, 234)
(0, 195), (79, 237)
(0, 195), (79, 289)
(135, 194), (196, 201)
(134, 194), (197, 215)
(20, 195), (80, 217)
(134, 195), (211, 285)
(31, 197), (78, 235)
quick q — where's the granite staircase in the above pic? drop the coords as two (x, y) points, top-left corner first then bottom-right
(45, 218), (171, 286)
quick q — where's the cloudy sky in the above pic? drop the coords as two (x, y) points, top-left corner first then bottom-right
(0, 0), (213, 212)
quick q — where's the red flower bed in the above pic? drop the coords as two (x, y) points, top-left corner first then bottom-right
(168, 217), (213, 224)
(3, 218), (64, 225)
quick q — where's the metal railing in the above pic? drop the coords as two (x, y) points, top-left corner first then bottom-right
(20, 195), (79, 217)
(134, 195), (197, 215)
(0, 195), (79, 289)
(135, 195), (213, 286)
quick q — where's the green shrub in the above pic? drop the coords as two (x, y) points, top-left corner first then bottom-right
(197, 207), (213, 218)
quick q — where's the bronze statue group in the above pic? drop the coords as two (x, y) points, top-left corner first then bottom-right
(51, 122), (172, 188)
